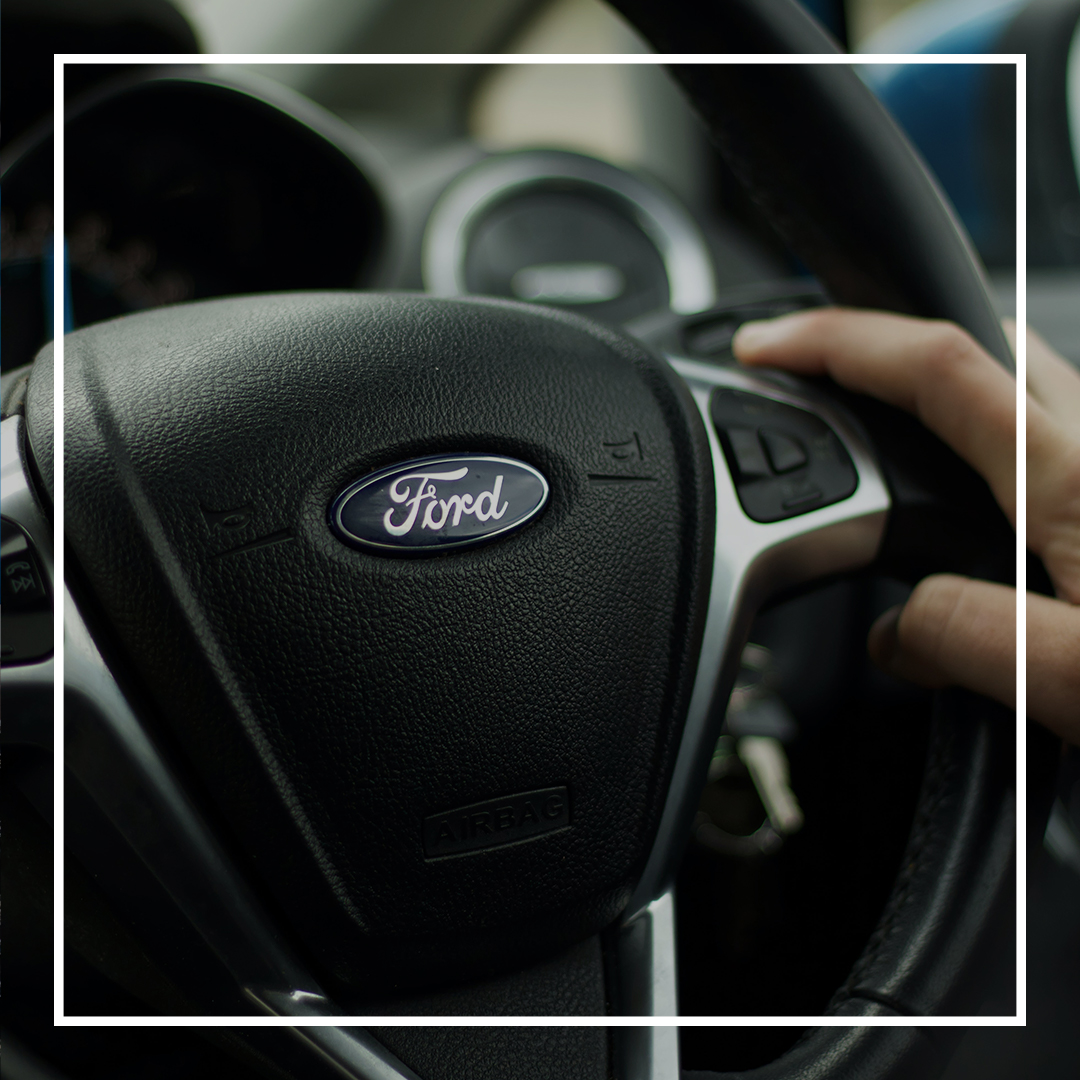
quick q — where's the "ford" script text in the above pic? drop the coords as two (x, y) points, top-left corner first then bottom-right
(384, 467), (509, 536)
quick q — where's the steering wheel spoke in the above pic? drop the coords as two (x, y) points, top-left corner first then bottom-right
(626, 354), (890, 916)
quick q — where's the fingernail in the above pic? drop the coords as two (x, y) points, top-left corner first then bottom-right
(868, 604), (903, 672)
(732, 318), (793, 359)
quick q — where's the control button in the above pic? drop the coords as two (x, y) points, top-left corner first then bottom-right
(727, 427), (772, 480)
(2, 544), (47, 609)
(1, 517), (52, 665)
(710, 389), (857, 523)
(760, 428), (807, 474)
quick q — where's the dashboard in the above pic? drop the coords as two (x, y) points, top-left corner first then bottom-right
(9, 57), (1075, 387)
(1, 63), (799, 377)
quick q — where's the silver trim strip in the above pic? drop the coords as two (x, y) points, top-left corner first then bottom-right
(421, 149), (717, 315)
(615, 889), (678, 1016)
(614, 1027), (681, 1080)
(244, 1014), (423, 1080)
(625, 357), (891, 916)
(285, 1029), (424, 1080)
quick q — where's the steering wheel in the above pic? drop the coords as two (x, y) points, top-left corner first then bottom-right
(1, 0), (1045, 1077)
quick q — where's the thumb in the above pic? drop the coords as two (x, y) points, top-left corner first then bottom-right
(868, 574), (1016, 710)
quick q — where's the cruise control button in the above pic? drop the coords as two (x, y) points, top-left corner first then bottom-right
(727, 427), (772, 479)
(710, 388), (857, 523)
(760, 428), (807, 473)
(2, 546), (47, 609)
(1, 517), (52, 665)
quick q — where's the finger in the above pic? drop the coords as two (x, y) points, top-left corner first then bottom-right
(1027, 396), (1080, 603)
(1015, 320), (1080, 439)
(867, 574), (1015, 710)
(734, 308), (1017, 523)
(1027, 591), (1080, 745)
(1004, 323), (1080, 598)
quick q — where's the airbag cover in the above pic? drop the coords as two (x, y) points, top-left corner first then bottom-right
(45, 292), (714, 989)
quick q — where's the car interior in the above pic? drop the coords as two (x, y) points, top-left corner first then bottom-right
(2, 1), (1079, 1079)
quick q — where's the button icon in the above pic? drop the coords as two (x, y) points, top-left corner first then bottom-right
(760, 429), (808, 473)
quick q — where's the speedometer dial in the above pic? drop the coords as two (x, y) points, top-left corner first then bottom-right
(422, 149), (717, 326)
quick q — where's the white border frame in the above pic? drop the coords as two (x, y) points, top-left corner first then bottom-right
(50, 51), (1026, 1027)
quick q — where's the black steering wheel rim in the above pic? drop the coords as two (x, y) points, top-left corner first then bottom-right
(608, 0), (1033, 1067)
(1, 1), (1044, 1075)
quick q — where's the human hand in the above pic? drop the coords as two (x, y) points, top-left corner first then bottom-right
(731, 307), (1080, 745)
(1016, 319), (1080, 741)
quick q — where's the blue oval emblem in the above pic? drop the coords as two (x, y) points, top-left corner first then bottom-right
(330, 455), (549, 554)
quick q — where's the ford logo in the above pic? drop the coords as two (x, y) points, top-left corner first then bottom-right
(329, 454), (549, 554)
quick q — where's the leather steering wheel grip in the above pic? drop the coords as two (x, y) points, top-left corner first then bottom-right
(684, 1025), (967, 1080)
(607, 0), (1029, 1033)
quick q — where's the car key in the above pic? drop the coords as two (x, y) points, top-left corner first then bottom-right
(737, 735), (804, 835)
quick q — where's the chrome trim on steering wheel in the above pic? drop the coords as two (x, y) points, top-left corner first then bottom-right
(615, 889), (678, 1016)
(615, 1026), (681, 1080)
(626, 357), (891, 917)
(257, 1024), (424, 1080)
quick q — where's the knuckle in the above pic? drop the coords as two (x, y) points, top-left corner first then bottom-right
(920, 322), (979, 380)
(898, 574), (967, 659)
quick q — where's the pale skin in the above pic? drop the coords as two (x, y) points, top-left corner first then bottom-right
(732, 307), (1080, 745)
